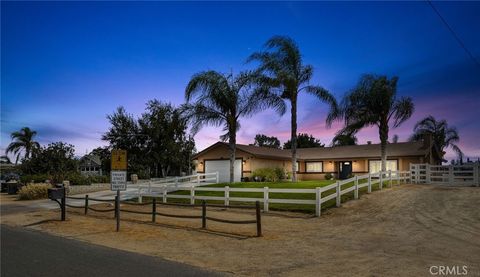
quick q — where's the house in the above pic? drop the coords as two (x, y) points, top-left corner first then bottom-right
(79, 154), (103, 176)
(192, 138), (442, 183)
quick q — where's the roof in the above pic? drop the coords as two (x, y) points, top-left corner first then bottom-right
(193, 141), (429, 161)
(79, 154), (102, 166)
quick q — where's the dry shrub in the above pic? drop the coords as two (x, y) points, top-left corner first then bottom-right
(18, 183), (52, 200)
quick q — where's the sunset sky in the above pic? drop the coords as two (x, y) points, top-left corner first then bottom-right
(2, 1), (479, 161)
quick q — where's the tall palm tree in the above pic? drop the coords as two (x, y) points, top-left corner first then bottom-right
(6, 127), (40, 164)
(409, 115), (462, 160)
(182, 70), (284, 183)
(248, 36), (338, 182)
(332, 74), (414, 172)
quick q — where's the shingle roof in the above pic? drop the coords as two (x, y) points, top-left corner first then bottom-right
(194, 141), (428, 160)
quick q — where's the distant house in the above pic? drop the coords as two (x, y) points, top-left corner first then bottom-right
(79, 154), (103, 176)
(192, 138), (442, 183)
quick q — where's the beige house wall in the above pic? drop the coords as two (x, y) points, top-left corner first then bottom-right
(194, 144), (425, 180)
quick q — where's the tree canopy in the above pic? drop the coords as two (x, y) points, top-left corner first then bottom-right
(252, 134), (281, 148)
(283, 133), (324, 149)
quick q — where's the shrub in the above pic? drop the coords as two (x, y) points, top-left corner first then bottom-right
(18, 183), (52, 200)
(251, 168), (284, 182)
(324, 173), (334, 180)
(20, 174), (52, 184)
(65, 172), (110, 186)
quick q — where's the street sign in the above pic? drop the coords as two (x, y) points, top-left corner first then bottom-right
(111, 170), (127, 191)
(111, 149), (127, 170)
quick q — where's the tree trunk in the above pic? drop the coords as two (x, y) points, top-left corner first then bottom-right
(291, 97), (298, 182)
(379, 121), (389, 172)
(228, 131), (237, 183)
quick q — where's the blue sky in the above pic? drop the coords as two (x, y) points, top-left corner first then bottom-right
(1, 1), (479, 161)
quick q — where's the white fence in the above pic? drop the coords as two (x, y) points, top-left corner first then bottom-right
(138, 170), (410, 217)
(410, 164), (480, 187)
(134, 172), (219, 195)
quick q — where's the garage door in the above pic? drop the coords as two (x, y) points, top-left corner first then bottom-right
(205, 160), (242, 183)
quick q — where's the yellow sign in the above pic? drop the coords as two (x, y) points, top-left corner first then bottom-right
(111, 149), (127, 170)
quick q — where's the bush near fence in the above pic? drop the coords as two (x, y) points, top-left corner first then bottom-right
(18, 183), (52, 200)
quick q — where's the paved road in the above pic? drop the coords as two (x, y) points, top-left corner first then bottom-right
(1, 225), (223, 277)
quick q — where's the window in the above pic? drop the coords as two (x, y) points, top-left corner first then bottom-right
(295, 162), (299, 172)
(306, 162), (323, 173)
(369, 160), (398, 173)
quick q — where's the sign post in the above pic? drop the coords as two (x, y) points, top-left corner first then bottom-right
(111, 149), (127, 232)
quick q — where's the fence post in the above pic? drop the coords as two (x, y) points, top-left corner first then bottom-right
(379, 172), (383, 190)
(148, 181), (152, 193)
(84, 195), (89, 215)
(354, 176), (359, 199)
(426, 165), (431, 184)
(152, 198), (156, 223)
(202, 200), (206, 229)
(139, 195), (143, 204)
(162, 189), (167, 203)
(197, 174), (200, 185)
(225, 186), (230, 206)
(315, 187), (321, 217)
(216, 172), (219, 183)
(368, 174), (372, 193)
(449, 165), (454, 184)
(263, 187), (269, 212)
(475, 165), (480, 187)
(389, 170), (392, 187)
(190, 186), (195, 205)
(256, 201), (262, 237)
(175, 177), (179, 187)
(336, 181), (341, 207)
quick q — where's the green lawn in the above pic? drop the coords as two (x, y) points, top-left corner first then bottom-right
(153, 178), (397, 214)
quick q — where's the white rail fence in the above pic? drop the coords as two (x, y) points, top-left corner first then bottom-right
(138, 170), (410, 217)
(410, 163), (480, 186)
(134, 172), (219, 194)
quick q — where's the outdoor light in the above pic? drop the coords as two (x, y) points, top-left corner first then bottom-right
(243, 160), (246, 165)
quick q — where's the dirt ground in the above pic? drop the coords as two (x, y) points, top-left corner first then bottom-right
(2, 184), (479, 276)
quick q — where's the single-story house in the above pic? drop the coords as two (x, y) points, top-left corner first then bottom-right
(79, 154), (103, 176)
(193, 138), (442, 183)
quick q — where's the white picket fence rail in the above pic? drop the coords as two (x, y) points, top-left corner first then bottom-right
(138, 170), (410, 217)
(410, 163), (480, 186)
(132, 172), (219, 194)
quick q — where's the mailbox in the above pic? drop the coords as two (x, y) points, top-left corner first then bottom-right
(48, 187), (65, 200)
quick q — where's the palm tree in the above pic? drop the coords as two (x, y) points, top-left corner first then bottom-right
(332, 74), (414, 172)
(6, 127), (40, 164)
(0, 155), (12, 164)
(248, 36), (338, 182)
(182, 70), (284, 183)
(331, 131), (358, 146)
(409, 115), (462, 160)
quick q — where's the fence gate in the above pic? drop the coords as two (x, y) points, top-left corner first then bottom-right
(410, 163), (480, 186)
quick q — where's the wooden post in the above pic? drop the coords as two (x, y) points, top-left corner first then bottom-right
(315, 187), (321, 217)
(216, 172), (219, 183)
(190, 186), (195, 205)
(426, 165), (431, 184)
(256, 201), (262, 237)
(263, 187), (269, 212)
(61, 187), (66, 221)
(162, 190), (167, 203)
(84, 195), (89, 215)
(202, 200), (206, 229)
(449, 165), (454, 184)
(475, 165), (480, 187)
(367, 174), (372, 193)
(197, 174), (200, 185)
(152, 198), (156, 223)
(336, 181), (341, 207)
(139, 195), (143, 204)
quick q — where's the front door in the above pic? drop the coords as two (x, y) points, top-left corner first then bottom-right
(339, 161), (352, 179)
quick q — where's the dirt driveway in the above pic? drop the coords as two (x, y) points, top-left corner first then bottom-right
(2, 184), (479, 276)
